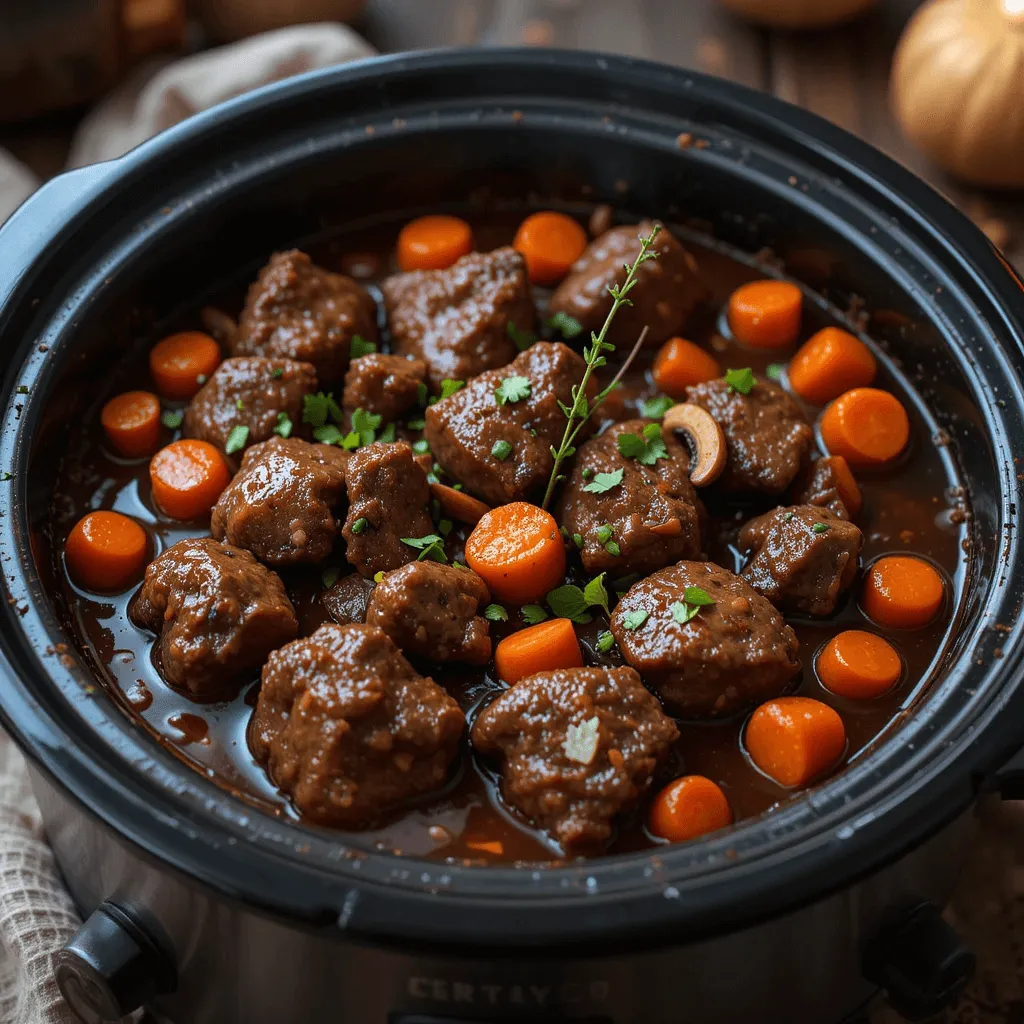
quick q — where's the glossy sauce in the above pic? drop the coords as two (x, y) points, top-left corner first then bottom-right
(49, 210), (968, 864)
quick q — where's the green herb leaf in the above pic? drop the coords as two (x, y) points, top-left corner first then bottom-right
(670, 601), (701, 624)
(583, 572), (610, 617)
(604, 540), (621, 557)
(596, 524), (613, 545)
(563, 715), (600, 764)
(438, 519), (453, 537)
(484, 603), (508, 622)
(270, 367), (285, 379)
(15, 385), (29, 395)
(160, 409), (183, 429)
(439, 379), (465, 400)
(522, 604), (549, 625)
(572, 532), (584, 549)
(412, 438), (431, 455)
(683, 586), (715, 607)
(546, 585), (591, 624)
(617, 426), (667, 466)
(545, 311), (583, 339)
(303, 392), (331, 427)
(341, 431), (361, 450)
(622, 609), (649, 631)
(812, 521), (830, 534)
(766, 362), (785, 382)
(416, 381), (428, 406)
(491, 440), (513, 461)
(583, 468), (624, 494)
(351, 407), (382, 446)
(402, 533), (443, 550)
(314, 424), (344, 445)
(351, 517), (370, 535)
(225, 425), (249, 454)
(596, 630), (616, 654)
(273, 412), (293, 438)
(507, 322), (537, 351)
(406, 416), (426, 431)
(784, 511), (795, 522)
(235, 398), (245, 412)
(350, 334), (376, 359)
(373, 570), (385, 583)
(724, 367), (756, 395)
(639, 394), (674, 419)
(495, 375), (532, 406)
(401, 533), (448, 563)
(378, 422), (396, 444)
(581, 467), (594, 480)
(322, 566), (340, 589)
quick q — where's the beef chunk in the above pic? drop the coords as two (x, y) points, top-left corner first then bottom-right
(424, 342), (592, 504)
(685, 377), (813, 495)
(342, 441), (434, 577)
(323, 572), (375, 625)
(210, 437), (349, 566)
(251, 623), (464, 826)
(739, 505), (863, 617)
(557, 419), (704, 578)
(342, 353), (426, 422)
(367, 562), (491, 665)
(472, 667), (678, 855)
(791, 456), (852, 520)
(130, 537), (297, 697)
(183, 356), (316, 459)
(382, 247), (533, 389)
(611, 561), (800, 718)
(231, 250), (378, 385)
(548, 221), (706, 348)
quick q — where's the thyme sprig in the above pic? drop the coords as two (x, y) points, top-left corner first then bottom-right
(540, 224), (661, 509)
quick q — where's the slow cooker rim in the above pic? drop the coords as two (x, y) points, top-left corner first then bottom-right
(1, 48), (1023, 951)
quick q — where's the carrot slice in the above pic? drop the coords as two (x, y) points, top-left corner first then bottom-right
(150, 439), (231, 521)
(650, 518), (682, 537)
(817, 630), (902, 700)
(788, 327), (877, 406)
(65, 511), (148, 592)
(494, 618), (583, 685)
(465, 502), (566, 604)
(820, 387), (909, 466)
(648, 775), (733, 843)
(862, 555), (944, 629)
(513, 211), (588, 285)
(828, 454), (862, 517)
(397, 215), (473, 272)
(100, 390), (162, 458)
(652, 337), (722, 397)
(430, 482), (491, 525)
(150, 331), (221, 400)
(727, 280), (803, 350)
(745, 696), (846, 788)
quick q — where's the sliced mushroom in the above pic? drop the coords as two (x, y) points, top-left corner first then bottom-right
(663, 402), (727, 487)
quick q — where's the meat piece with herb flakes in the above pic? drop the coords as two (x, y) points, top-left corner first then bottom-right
(342, 441), (434, 578)
(382, 246), (534, 390)
(611, 561), (800, 718)
(367, 562), (491, 665)
(183, 356), (315, 459)
(424, 342), (595, 505)
(210, 436), (349, 566)
(685, 375), (813, 495)
(230, 249), (377, 386)
(130, 537), (298, 698)
(342, 353), (426, 423)
(548, 221), (707, 348)
(251, 623), (465, 826)
(739, 505), (863, 617)
(790, 456), (852, 520)
(557, 418), (704, 578)
(472, 666), (678, 854)
(323, 572), (375, 625)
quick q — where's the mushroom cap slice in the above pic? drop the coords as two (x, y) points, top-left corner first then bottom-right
(663, 402), (727, 487)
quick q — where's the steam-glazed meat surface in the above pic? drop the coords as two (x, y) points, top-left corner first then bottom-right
(231, 249), (378, 385)
(685, 377), (813, 495)
(382, 247), (533, 389)
(323, 572), (375, 626)
(342, 442), (434, 577)
(611, 561), (800, 718)
(740, 505), (863, 617)
(183, 356), (316, 458)
(791, 456), (852, 520)
(548, 221), (706, 347)
(211, 437), (349, 565)
(342, 353), (426, 422)
(130, 537), (298, 697)
(557, 419), (704, 577)
(424, 342), (593, 505)
(472, 667), (678, 853)
(251, 623), (465, 826)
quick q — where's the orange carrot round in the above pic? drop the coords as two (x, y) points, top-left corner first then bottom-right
(652, 337), (722, 397)
(65, 511), (148, 592)
(728, 280), (803, 350)
(862, 555), (944, 629)
(494, 618), (583, 685)
(828, 454), (863, 517)
(513, 211), (588, 285)
(149, 331), (221, 400)
(818, 630), (902, 700)
(465, 502), (566, 604)
(397, 215), (473, 272)
(100, 390), (162, 458)
(150, 439), (231, 521)
(745, 696), (846, 788)
(788, 326), (877, 405)
(820, 387), (909, 466)
(648, 775), (733, 843)
(430, 482), (491, 525)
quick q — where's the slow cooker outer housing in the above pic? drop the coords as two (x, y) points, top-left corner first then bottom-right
(0, 49), (1023, 1021)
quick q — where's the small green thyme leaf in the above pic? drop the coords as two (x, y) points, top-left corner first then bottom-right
(784, 511), (795, 522)
(724, 367), (756, 395)
(545, 311), (583, 339)
(235, 398), (245, 412)
(812, 521), (830, 534)
(272, 412), (293, 438)
(270, 367), (285, 379)
(495, 375), (532, 406)
(671, 601), (701, 624)
(160, 409), (183, 429)
(622, 609), (649, 631)
(406, 416), (426, 431)
(225, 425), (249, 454)
(351, 407), (382, 446)
(439, 379), (465, 400)
(412, 438), (431, 455)
(314, 424), (344, 445)
(583, 468), (624, 494)
(322, 566), (340, 589)
(596, 630), (616, 654)
(683, 586), (715, 607)
(604, 540), (621, 557)
(766, 363), (785, 382)
(522, 604), (549, 625)
(350, 334), (376, 359)
(484, 603), (508, 622)
(351, 517), (370, 535)
(378, 422), (396, 444)
(573, 532), (584, 550)
(491, 440), (513, 461)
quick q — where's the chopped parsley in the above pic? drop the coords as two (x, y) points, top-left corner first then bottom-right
(766, 363), (785, 382)
(784, 511), (795, 522)
(724, 367), (755, 395)
(270, 367), (284, 379)
(438, 379), (465, 401)
(596, 630), (616, 654)
(235, 398), (245, 412)
(670, 586), (716, 624)
(416, 381), (428, 406)
(314, 424), (344, 445)
(604, 540), (621, 557)
(484, 603), (508, 622)
(350, 407), (382, 447)
(303, 391), (343, 428)
(596, 524), (613, 545)
(639, 394), (675, 419)
(617, 423), (668, 465)
(491, 440), (513, 461)
(160, 409), (183, 430)
(350, 334), (376, 359)
(321, 566), (341, 589)
(581, 467), (594, 480)
(378, 422), (396, 444)
(546, 585), (591, 624)
(438, 518), (453, 536)
(401, 533), (447, 563)
(545, 311), (583, 339)
(406, 416), (426, 431)
(495, 375), (531, 406)
(522, 604), (548, 625)
(572, 532), (584, 549)
(621, 609), (649, 631)
(351, 517), (370, 535)
(412, 438), (431, 455)
(563, 716), (600, 764)
(507, 321), (537, 351)
(583, 468), (623, 494)
(225, 425), (249, 454)
(812, 521), (830, 534)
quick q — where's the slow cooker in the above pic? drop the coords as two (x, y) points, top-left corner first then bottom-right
(1, 49), (1023, 1024)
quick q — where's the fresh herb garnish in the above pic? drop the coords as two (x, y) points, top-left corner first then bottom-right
(596, 630), (616, 654)
(604, 540), (621, 557)
(351, 517), (370, 535)
(373, 570), (385, 583)
(438, 519), (453, 536)
(812, 521), (830, 534)
(321, 566), (340, 589)
(303, 392), (340, 428)
(412, 438), (431, 455)
(545, 311), (583, 339)
(235, 398), (245, 412)
(350, 408), (382, 447)
(378, 422), (396, 444)
(572, 532), (584, 549)
(583, 572), (611, 617)
(416, 381), (428, 406)
(522, 604), (549, 625)
(225, 425), (249, 454)
(491, 440), (513, 461)
(314, 424), (344, 445)
(563, 716), (600, 764)
(270, 367), (285, 379)
(639, 394), (674, 419)
(15, 386), (28, 395)
(617, 423), (668, 466)
(622, 609), (649, 631)
(546, 585), (591, 624)
(766, 363), (785, 382)
(725, 367), (756, 395)
(160, 409), (183, 429)
(507, 321), (537, 351)
(784, 511), (795, 522)
(671, 586), (715, 624)
(437, 379), (465, 401)
(406, 416), (426, 431)
(495, 375), (531, 406)
(401, 533), (447, 563)
(350, 334), (376, 359)
(583, 468), (624, 494)
(596, 524), (613, 545)
(484, 603), (508, 622)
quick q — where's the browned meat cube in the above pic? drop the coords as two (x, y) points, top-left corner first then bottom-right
(130, 537), (297, 698)
(231, 250), (378, 385)
(685, 377), (813, 496)
(424, 342), (592, 505)
(557, 419), (704, 578)
(367, 561), (491, 665)
(251, 623), (465, 826)
(342, 353), (426, 422)
(548, 221), (706, 348)
(323, 572), (375, 626)
(471, 667), (678, 855)
(790, 456), (854, 520)
(382, 247), (533, 389)
(611, 561), (800, 719)
(183, 356), (316, 459)
(739, 505), (863, 617)
(210, 436), (349, 566)
(342, 441), (434, 578)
